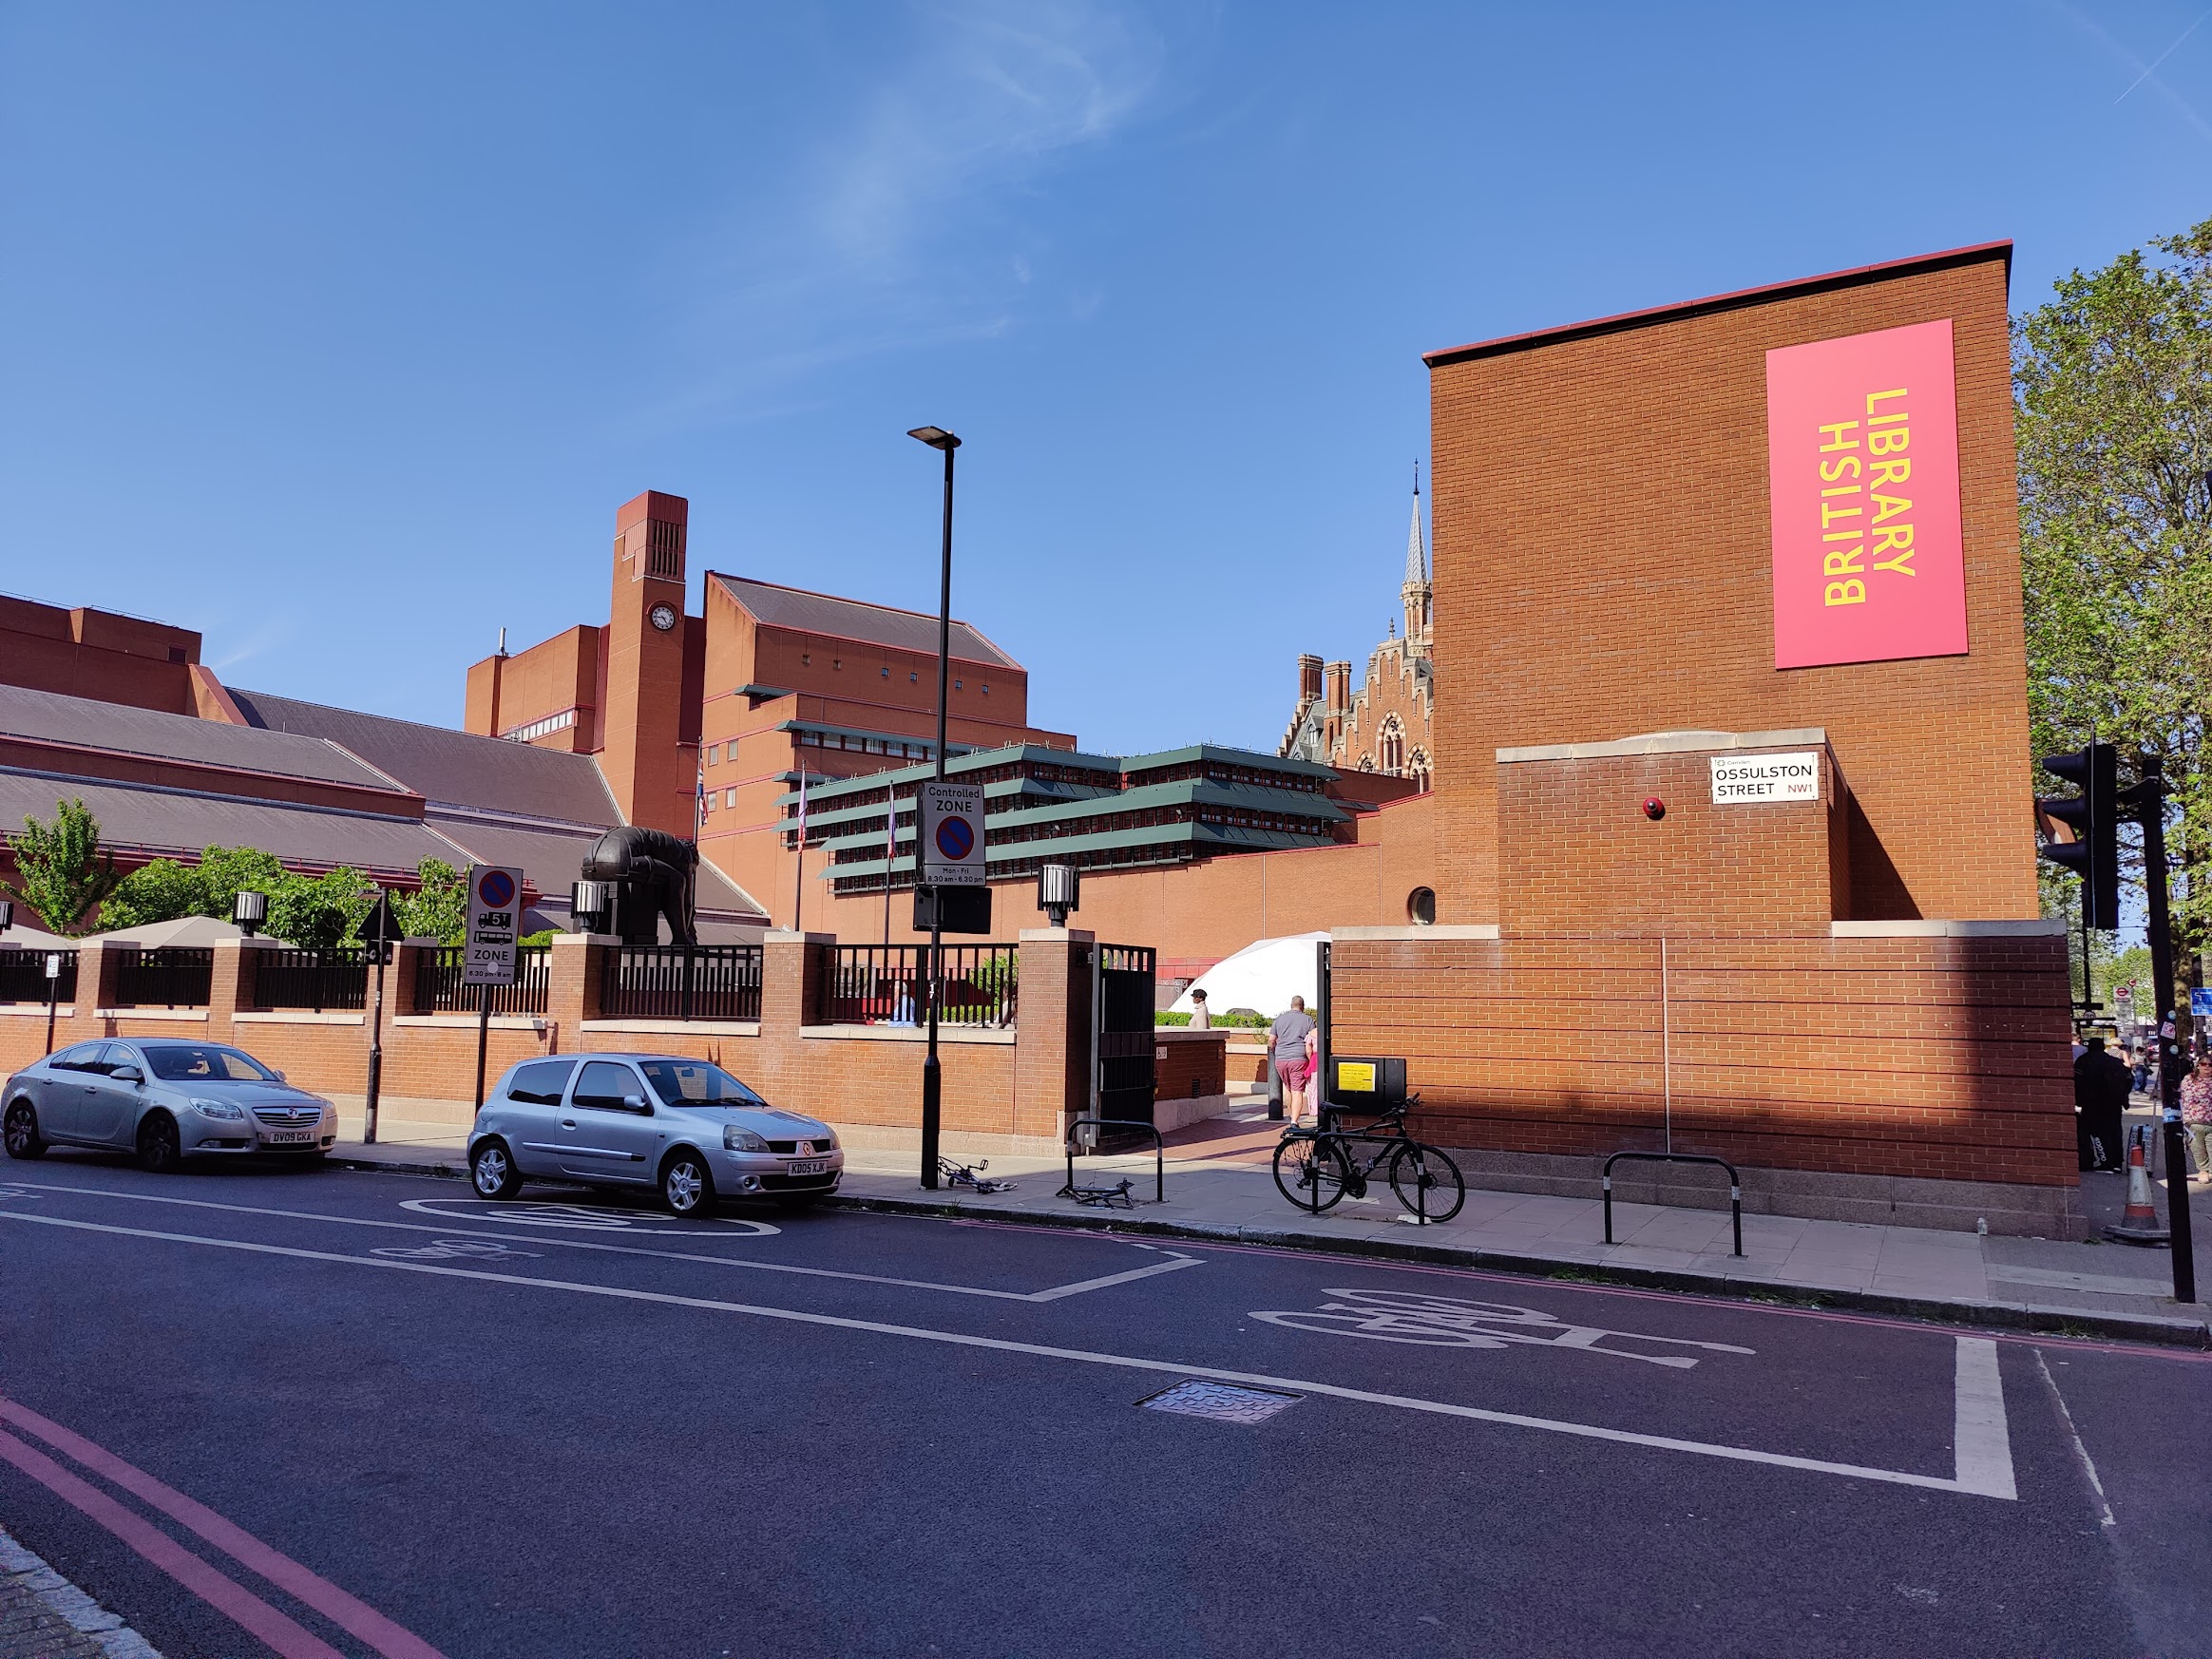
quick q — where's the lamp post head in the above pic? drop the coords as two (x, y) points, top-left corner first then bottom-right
(233, 889), (269, 937)
(907, 427), (962, 451)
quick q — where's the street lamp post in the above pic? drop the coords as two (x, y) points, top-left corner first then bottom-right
(908, 424), (960, 1191)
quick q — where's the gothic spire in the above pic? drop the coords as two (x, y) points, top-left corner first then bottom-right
(1403, 462), (1427, 588)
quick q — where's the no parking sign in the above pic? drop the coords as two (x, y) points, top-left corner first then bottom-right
(918, 781), (985, 887)
(465, 864), (525, 986)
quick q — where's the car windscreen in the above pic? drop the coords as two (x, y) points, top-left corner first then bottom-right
(638, 1059), (766, 1109)
(143, 1045), (279, 1083)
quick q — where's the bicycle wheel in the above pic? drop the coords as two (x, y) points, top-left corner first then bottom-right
(1273, 1135), (1353, 1214)
(1388, 1141), (1465, 1224)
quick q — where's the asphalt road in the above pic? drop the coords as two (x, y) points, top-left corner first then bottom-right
(0, 1154), (2204, 1659)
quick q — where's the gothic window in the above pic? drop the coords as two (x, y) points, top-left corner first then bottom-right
(1358, 754), (1374, 772)
(1408, 748), (1431, 792)
(1379, 717), (1405, 775)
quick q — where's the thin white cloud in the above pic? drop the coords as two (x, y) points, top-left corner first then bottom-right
(654, 0), (1171, 422)
(2053, 0), (2212, 141)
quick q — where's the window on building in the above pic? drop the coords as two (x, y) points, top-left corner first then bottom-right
(1407, 887), (1437, 926)
(725, 789), (736, 809)
(705, 747), (717, 767)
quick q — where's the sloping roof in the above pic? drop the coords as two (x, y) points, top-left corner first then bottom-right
(0, 683), (395, 791)
(712, 575), (1020, 670)
(227, 689), (622, 827)
(0, 773), (455, 881)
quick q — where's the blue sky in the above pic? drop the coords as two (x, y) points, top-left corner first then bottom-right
(2, 2), (2207, 757)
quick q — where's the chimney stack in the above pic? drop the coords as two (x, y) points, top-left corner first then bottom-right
(1298, 653), (1323, 706)
(1325, 659), (1352, 715)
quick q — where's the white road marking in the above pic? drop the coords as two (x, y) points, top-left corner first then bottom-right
(1252, 1289), (1758, 1368)
(2, 1210), (2014, 1499)
(1952, 1337), (2017, 1500)
(399, 1198), (779, 1237)
(0, 1180), (1189, 1303)
(2032, 1347), (2114, 1527)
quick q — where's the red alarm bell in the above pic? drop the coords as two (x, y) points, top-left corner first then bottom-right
(1642, 797), (1667, 821)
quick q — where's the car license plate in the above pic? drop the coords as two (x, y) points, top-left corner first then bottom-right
(264, 1130), (315, 1146)
(786, 1159), (829, 1176)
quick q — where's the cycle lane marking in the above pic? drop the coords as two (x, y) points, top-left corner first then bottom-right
(0, 1208), (2016, 1500)
(1250, 1288), (1759, 1367)
(0, 1177), (1192, 1302)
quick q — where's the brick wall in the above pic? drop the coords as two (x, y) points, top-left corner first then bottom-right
(1329, 929), (2075, 1189)
(1499, 742), (1846, 933)
(1427, 245), (2036, 926)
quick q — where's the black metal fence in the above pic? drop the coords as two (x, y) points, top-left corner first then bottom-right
(601, 944), (763, 1022)
(114, 948), (214, 1009)
(255, 947), (370, 1012)
(411, 945), (551, 1016)
(818, 944), (1018, 1027)
(0, 948), (76, 1004)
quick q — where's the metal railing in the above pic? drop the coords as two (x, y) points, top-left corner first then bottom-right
(411, 944), (551, 1016)
(1602, 1151), (1744, 1257)
(601, 944), (762, 1022)
(114, 948), (214, 1009)
(817, 944), (1018, 1027)
(254, 947), (369, 1012)
(0, 948), (76, 1004)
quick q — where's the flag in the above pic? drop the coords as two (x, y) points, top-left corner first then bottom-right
(796, 768), (809, 845)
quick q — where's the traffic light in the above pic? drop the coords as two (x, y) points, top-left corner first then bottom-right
(2037, 743), (2120, 929)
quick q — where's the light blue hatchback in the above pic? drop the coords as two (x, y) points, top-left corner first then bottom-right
(467, 1053), (843, 1216)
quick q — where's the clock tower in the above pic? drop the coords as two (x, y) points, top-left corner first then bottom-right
(601, 489), (692, 833)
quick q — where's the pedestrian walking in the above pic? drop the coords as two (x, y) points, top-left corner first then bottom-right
(1189, 988), (1211, 1030)
(2074, 1036), (2130, 1173)
(2182, 1050), (2212, 1185)
(1271, 995), (1319, 1129)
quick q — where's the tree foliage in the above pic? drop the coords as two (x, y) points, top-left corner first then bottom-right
(393, 860), (467, 944)
(2015, 216), (2212, 976)
(103, 849), (465, 946)
(3, 799), (124, 935)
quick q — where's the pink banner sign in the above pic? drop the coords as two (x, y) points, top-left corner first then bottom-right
(1766, 319), (1968, 669)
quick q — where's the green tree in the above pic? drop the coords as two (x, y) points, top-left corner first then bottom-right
(2015, 216), (2212, 990)
(101, 858), (208, 930)
(3, 798), (124, 935)
(394, 859), (468, 944)
(193, 846), (288, 925)
(267, 867), (375, 949)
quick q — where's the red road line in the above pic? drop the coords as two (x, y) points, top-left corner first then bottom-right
(0, 1429), (346, 1659)
(944, 1215), (2211, 1363)
(0, 1396), (448, 1659)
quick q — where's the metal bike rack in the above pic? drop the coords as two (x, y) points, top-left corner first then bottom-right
(1602, 1151), (1744, 1257)
(1059, 1117), (1165, 1207)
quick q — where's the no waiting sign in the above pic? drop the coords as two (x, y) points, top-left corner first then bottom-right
(464, 864), (525, 985)
(919, 781), (986, 887)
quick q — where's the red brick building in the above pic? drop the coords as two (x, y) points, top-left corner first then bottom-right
(1330, 241), (2079, 1234)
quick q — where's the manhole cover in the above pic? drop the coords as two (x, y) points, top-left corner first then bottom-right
(1138, 1381), (1300, 1424)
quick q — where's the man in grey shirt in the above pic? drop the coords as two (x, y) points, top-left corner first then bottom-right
(1271, 996), (1319, 1128)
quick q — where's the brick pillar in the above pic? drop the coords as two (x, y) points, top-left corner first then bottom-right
(548, 933), (613, 1041)
(207, 939), (264, 1042)
(762, 931), (831, 1032)
(74, 942), (125, 1033)
(1013, 928), (1092, 1141)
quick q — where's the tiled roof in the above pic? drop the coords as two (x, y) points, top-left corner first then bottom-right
(713, 575), (1020, 670)
(0, 684), (394, 791)
(227, 689), (622, 827)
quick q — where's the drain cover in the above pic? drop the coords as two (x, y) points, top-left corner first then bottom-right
(1138, 1380), (1300, 1424)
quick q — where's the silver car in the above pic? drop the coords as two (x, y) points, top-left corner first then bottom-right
(3, 1039), (338, 1171)
(466, 1053), (845, 1217)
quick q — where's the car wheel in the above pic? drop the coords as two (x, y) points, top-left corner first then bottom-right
(136, 1113), (182, 1173)
(470, 1139), (524, 1200)
(660, 1150), (715, 1217)
(3, 1101), (45, 1160)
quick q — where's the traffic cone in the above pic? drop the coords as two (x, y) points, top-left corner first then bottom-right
(2103, 1131), (2170, 1246)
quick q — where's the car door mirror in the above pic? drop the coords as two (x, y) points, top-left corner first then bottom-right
(109, 1064), (143, 1084)
(622, 1094), (649, 1114)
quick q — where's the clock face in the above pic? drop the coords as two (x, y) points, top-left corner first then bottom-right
(649, 603), (677, 633)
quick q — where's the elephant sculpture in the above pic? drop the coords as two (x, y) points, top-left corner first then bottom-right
(580, 827), (698, 946)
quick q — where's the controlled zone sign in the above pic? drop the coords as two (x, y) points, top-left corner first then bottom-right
(919, 781), (986, 887)
(1709, 753), (1821, 804)
(464, 864), (525, 986)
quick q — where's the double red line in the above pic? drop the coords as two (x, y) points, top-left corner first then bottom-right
(0, 1396), (446, 1659)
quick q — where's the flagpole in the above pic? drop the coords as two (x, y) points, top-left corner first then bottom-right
(883, 786), (896, 946)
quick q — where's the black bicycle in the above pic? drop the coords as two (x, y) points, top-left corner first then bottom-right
(1271, 1094), (1465, 1224)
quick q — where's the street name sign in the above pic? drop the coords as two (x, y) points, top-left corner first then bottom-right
(464, 864), (524, 986)
(919, 781), (986, 887)
(1710, 753), (1820, 805)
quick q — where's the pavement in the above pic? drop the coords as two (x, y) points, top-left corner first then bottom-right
(323, 1090), (2210, 1346)
(1, 1157), (2206, 1657)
